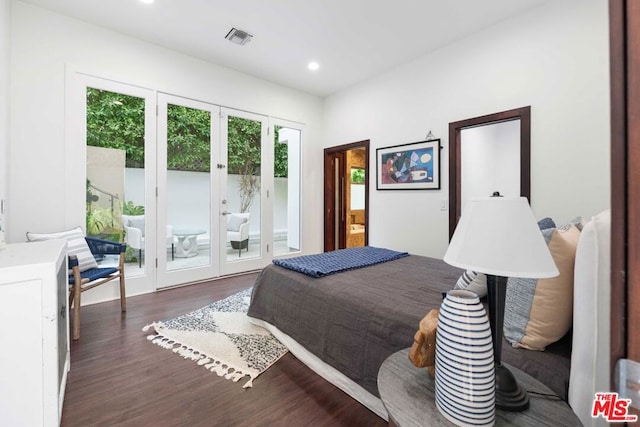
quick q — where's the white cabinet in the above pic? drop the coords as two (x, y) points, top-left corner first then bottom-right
(0, 240), (69, 427)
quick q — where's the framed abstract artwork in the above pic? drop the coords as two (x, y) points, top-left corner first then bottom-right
(376, 139), (441, 190)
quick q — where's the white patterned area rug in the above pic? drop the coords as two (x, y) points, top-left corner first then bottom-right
(143, 288), (288, 388)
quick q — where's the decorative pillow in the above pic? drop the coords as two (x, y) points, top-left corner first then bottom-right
(454, 270), (487, 298)
(504, 224), (581, 350)
(569, 216), (588, 231)
(568, 209), (611, 425)
(123, 215), (145, 237)
(227, 214), (247, 232)
(537, 217), (556, 230)
(26, 226), (98, 273)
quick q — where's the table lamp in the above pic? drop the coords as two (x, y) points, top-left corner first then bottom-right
(443, 196), (559, 411)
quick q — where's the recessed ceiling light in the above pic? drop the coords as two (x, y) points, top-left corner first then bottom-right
(308, 61), (320, 71)
(140, 0), (154, 4)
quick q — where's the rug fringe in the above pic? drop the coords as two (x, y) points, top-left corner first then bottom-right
(197, 357), (211, 366)
(141, 291), (286, 391)
(242, 376), (255, 388)
(145, 327), (255, 387)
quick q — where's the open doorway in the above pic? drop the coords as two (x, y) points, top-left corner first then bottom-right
(323, 140), (370, 252)
(448, 107), (531, 239)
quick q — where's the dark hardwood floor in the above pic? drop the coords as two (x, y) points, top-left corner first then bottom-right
(61, 273), (386, 427)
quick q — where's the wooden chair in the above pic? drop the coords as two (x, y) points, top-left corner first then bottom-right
(27, 227), (127, 340)
(69, 237), (127, 340)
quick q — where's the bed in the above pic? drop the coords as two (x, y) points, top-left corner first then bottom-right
(247, 210), (610, 425)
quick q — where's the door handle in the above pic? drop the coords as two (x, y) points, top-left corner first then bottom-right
(221, 211), (229, 216)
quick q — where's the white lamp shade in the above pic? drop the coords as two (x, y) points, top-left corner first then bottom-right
(444, 197), (559, 278)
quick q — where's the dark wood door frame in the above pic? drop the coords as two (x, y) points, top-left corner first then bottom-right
(324, 140), (370, 252)
(323, 150), (346, 251)
(609, 0), (639, 394)
(448, 107), (531, 239)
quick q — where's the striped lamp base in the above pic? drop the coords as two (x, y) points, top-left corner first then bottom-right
(435, 290), (495, 427)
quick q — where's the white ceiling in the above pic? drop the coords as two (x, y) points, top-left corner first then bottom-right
(19, 0), (551, 97)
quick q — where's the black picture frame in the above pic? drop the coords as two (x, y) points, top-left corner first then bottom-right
(376, 139), (441, 190)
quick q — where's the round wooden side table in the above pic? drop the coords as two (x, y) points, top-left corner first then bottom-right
(378, 348), (581, 427)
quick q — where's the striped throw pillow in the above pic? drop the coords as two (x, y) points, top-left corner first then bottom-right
(27, 226), (98, 273)
(504, 224), (580, 350)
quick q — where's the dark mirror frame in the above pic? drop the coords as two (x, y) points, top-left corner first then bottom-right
(448, 106), (531, 239)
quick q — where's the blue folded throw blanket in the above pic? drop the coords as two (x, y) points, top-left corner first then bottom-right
(273, 246), (409, 278)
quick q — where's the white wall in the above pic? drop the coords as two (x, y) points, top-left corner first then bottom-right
(9, 1), (324, 302)
(0, 0), (9, 238)
(7, 0), (612, 301)
(323, 0), (610, 258)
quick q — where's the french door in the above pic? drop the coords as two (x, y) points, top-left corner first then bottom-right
(219, 108), (269, 275)
(156, 94), (220, 288)
(79, 74), (301, 292)
(157, 98), (273, 286)
(79, 75), (157, 295)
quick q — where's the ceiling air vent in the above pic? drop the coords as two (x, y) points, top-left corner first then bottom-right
(225, 28), (253, 46)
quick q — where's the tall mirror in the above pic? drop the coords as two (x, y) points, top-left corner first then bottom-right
(448, 106), (531, 239)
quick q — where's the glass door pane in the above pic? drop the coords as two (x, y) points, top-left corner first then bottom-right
(221, 109), (267, 274)
(157, 94), (219, 288)
(166, 103), (211, 270)
(346, 148), (366, 248)
(86, 87), (147, 278)
(273, 123), (301, 256)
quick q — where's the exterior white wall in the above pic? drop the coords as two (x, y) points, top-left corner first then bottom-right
(278, 127), (301, 248)
(323, 0), (610, 258)
(124, 168), (276, 239)
(0, 0), (9, 238)
(8, 1), (324, 249)
(273, 177), (289, 238)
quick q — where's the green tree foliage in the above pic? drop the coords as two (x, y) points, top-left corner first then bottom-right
(122, 200), (145, 215)
(273, 126), (289, 178)
(86, 88), (145, 168)
(351, 168), (365, 183)
(86, 88), (289, 177)
(167, 104), (211, 172)
(227, 116), (261, 175)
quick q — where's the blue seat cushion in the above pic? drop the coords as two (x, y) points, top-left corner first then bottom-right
(69, 267), (119, 285)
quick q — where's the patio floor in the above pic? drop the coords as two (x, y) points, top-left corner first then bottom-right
(98, 238), (297, 279)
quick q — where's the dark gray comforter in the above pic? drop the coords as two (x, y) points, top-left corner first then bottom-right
(247, 254), (572, 400)
(247, 255), (461, 397)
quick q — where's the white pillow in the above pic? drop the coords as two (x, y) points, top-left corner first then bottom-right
(27, 226), (98, 273)
(227, 214), (248, 232)
(122, 215), (145, 237)
(568, 209), (611, 427)
(454, 270), (487, 298)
